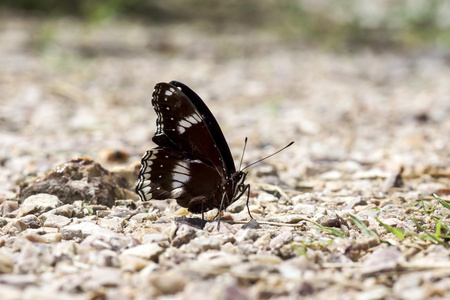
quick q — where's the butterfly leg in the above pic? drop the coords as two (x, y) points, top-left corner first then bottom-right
(201, 201), (205, 222)
(215, 192), (228, 229)
(243, 184), (253, 220)
(212, 210), (220, 220)
(211, 192), (225, 221)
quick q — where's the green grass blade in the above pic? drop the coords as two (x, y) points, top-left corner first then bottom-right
(291, 240), (333, 256)
(436, 219), (442, 239)
(291, 243), (306, 256)
(432, 194), (450, 233)
(83, 203), (94, 215)
(349, 214), (379, 238)
(305, 219), (346, 238)
(321, 226), (346, 238)
(434, 193), (450, 210)
(412, 214), (444, 245)
(375, 217), (405, 240)
(420, 197), (434, 215)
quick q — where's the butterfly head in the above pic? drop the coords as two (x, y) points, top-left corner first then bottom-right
(231, 171), (248, 201)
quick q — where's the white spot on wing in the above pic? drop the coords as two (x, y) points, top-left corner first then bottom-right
(140, 180), (151, 188)
(172, 181), (183, 189)
(173, 171), (189, 183)
(171, 187), (184, 198)
(179, 119), (192, 128)
(165, 90), (173, 96)
(172, 162), (190, 184)
(186, 114), (201, 124)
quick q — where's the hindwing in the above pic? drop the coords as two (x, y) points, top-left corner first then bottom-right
(136, 148), (222, 213)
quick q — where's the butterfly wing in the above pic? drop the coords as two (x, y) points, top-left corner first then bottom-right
(136, 148), (222, 213)
(152, 81), (236, 177)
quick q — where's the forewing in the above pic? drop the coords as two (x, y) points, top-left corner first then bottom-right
(136, 148), (222, 213)
(152, 82), (235, 177)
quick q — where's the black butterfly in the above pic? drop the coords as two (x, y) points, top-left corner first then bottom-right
(136, 81), (250, 216)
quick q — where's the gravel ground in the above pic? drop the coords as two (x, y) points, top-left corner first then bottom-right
(1, 16), (450, 300)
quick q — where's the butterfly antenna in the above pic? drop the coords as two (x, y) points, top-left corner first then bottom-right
(238, 137), (248, 171)
(242, 141), (294, 171)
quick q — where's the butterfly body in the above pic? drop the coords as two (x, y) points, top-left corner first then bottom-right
(136, 81), (249, 215)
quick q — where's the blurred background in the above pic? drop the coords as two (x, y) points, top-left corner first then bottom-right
(2, 0), (450, 50)
(0, 0), (450, 51)
(1, 0), (449, 195)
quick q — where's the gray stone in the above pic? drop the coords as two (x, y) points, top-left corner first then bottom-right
(119, 254), (152, 272)
(43, 215), (71, 228)
(141, 233), (170, 245)
(0, 249), (14, 274)
(130, 212), (158, 223)
(44, 204), (75, 218)
(293, 203), (327, 215)
(0, 200), (19, 217)
(15, 241), (54, 274)
(122, 244), (165, 262)
(362, 246), (404, 275)
(62, 222), (115, 237)
(270, 231), (293, 249)
(3, 219), (28, 235)
(18, 215), (41, 228)
(196, 251), (244, 269)
(18, 194), (61, 217)
(235, 229), (260, 243)
(172, 224), (198, 248)
(143, 271), (187, 295)
(97, 217), (124, 232)
(190, 236), (221, 251)
(60, 228), (84, 240)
